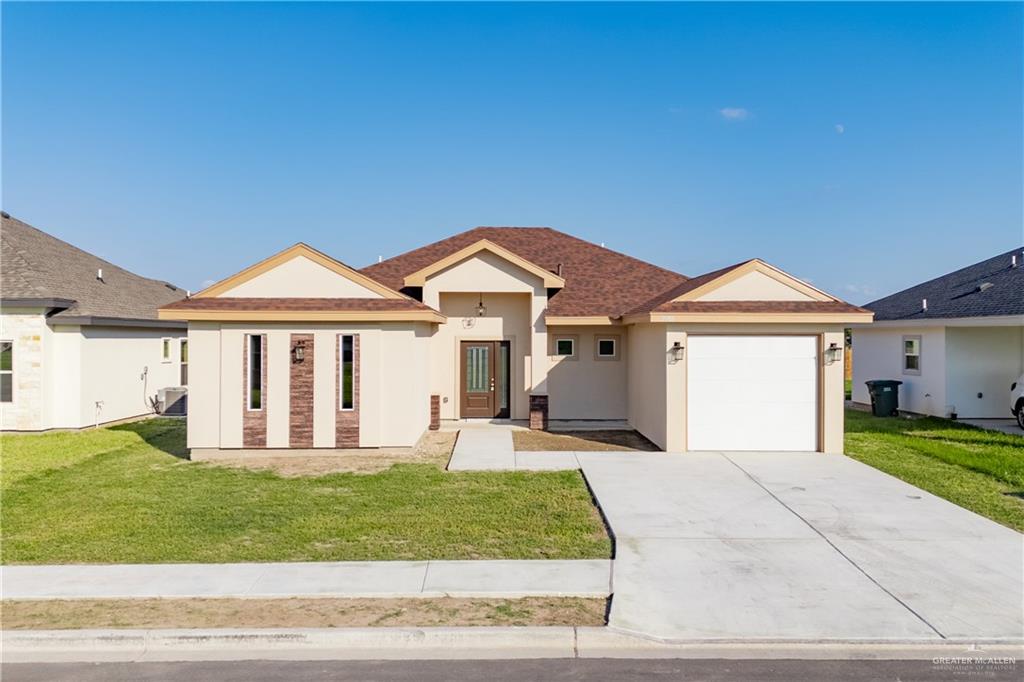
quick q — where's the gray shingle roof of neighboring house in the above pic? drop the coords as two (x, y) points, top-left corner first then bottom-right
(865, 247), (1024, 322)
(1, 213), (186, 323)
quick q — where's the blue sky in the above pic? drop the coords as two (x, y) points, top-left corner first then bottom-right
(3, 2), (1021, 303)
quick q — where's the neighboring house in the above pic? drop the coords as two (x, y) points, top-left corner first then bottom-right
(851, 248), (1024, 419)
(1, 213), (188, 431)
(160, 227), (871, 453)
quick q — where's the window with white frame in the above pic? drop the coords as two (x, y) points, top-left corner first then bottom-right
(555, 338), (575, 357)
(161, 338), (171, 362)
(902, 336), (921, 375)
(0, 340), (12, 403)
(247, 334), (263, 410)
(596, 336), (618, 360)
(179, 339), (189, 386)
(339, 334), (354, 410)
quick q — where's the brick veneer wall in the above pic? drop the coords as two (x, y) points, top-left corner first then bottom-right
(429, 395), (440, 431)
(336, 334), (360, 448)
(289, 334), (314, 448)
(529, 394), (549, 431)
(242, 334), (267, 447)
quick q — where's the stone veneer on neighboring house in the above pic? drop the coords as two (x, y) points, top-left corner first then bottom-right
(0, 313), (45, 431)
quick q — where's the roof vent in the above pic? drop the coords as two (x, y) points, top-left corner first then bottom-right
(922, 298), (928, 311)
(979, 282), (994, 292)
(1013, 254), (1019, 268)
(556, 263), (563, 277)
(96, 268), (104, 282)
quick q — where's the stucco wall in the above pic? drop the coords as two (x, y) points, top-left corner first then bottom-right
(696, 271), (817, 302)
(218, 255), (384, 298)
(430, 292), (533, 419)
(547, 325), (628, 420)
(852, 327), (948, 416)
(626, 324), (669, 449)
(945, 325), (1024, 418)
(188, 322), (431, 449)
(78, 327), (185, 428)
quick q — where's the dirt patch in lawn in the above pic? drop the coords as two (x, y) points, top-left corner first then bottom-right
(0, 597), (607, 629)
(208, 431), (457, 476)
(513, 429), (660, 452)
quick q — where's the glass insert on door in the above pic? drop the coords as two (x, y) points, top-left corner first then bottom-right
(466, 346), (490, 393)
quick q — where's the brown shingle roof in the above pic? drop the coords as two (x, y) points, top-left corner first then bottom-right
(651, 301), (870, 314)
(161, 297), (433, 312)
(1, 214), (186, 320)
(361, 227), (689, 318)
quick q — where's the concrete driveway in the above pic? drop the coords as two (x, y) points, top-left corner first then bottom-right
(579, 451), (1023, 642)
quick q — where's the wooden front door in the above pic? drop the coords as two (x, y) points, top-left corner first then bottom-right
(460, 341), (510, 419)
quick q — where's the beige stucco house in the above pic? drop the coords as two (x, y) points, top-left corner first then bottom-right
(160, 227), (871, 453)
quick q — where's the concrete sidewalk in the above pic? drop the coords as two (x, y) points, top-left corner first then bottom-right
(1, 559), (612, 601)
(447, 426), (584, 471)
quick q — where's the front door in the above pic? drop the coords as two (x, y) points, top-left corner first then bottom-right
(460, 341), (510, 419)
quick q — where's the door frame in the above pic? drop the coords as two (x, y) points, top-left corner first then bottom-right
(458, 339), (511, 419)
(683, 332), (824, 452)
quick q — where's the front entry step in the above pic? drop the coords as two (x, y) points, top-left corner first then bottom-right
(447, 428), (515, 470)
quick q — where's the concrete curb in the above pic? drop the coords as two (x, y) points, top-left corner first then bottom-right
(4, 626), (1022, 663)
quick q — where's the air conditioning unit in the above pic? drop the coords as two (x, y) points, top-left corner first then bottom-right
(158, 387), (188, 416)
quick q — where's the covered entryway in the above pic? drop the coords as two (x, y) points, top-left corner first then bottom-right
(686, 335), (818, 451)
(459, 340), (511, 419)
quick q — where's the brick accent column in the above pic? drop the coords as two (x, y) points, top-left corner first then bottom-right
(289, 334), (314, 448)
(529, 394), (549, 431)
(429, 395), (440, 431)
(242, 334), (267, 448)
(336, 334), (360, 448)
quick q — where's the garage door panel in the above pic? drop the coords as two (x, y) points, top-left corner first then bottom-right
(687, 336), (818, 452)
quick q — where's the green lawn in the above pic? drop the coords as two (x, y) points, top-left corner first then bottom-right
(1, 419), (610, 564)
(845, 409), (1024, 531)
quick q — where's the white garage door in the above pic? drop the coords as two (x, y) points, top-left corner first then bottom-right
(687, 336), (818, 451)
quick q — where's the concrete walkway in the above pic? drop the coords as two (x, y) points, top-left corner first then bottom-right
(1, 560), (612, 601)
(579, 451), (1023, 642)
(447, 427), (581, 471)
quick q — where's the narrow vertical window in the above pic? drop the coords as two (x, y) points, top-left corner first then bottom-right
(179, 339), (189, 386)
(161, 338), (171, 362)
(248, 334), (262, 410)
(0, 341), (12, 403)
(340, 334), (354, 410)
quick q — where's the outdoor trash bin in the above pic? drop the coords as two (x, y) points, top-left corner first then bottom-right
(865, 379), (902, 417)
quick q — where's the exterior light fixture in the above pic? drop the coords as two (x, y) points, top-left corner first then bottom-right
(292, 342), (305, 362)
(475, 294), (487, 317)
(825, 342), (842, 364)
(670, 341), (684, 362)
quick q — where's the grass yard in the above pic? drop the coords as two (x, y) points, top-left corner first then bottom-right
(845, 409), (1024, 531)
(1, 419), (610, 564)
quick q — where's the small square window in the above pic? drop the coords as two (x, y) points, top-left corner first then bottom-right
(555, 339), (575, 356)
(597, 338), (616, 357)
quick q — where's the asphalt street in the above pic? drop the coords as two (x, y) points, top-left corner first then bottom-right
(4, 658), (1020, 682)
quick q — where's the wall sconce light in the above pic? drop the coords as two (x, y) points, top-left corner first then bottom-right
(825, 342), (843, 364)
(292, 342), (305, 363)
(475, 294), (487, 317)
(670, 341), (685, 362)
